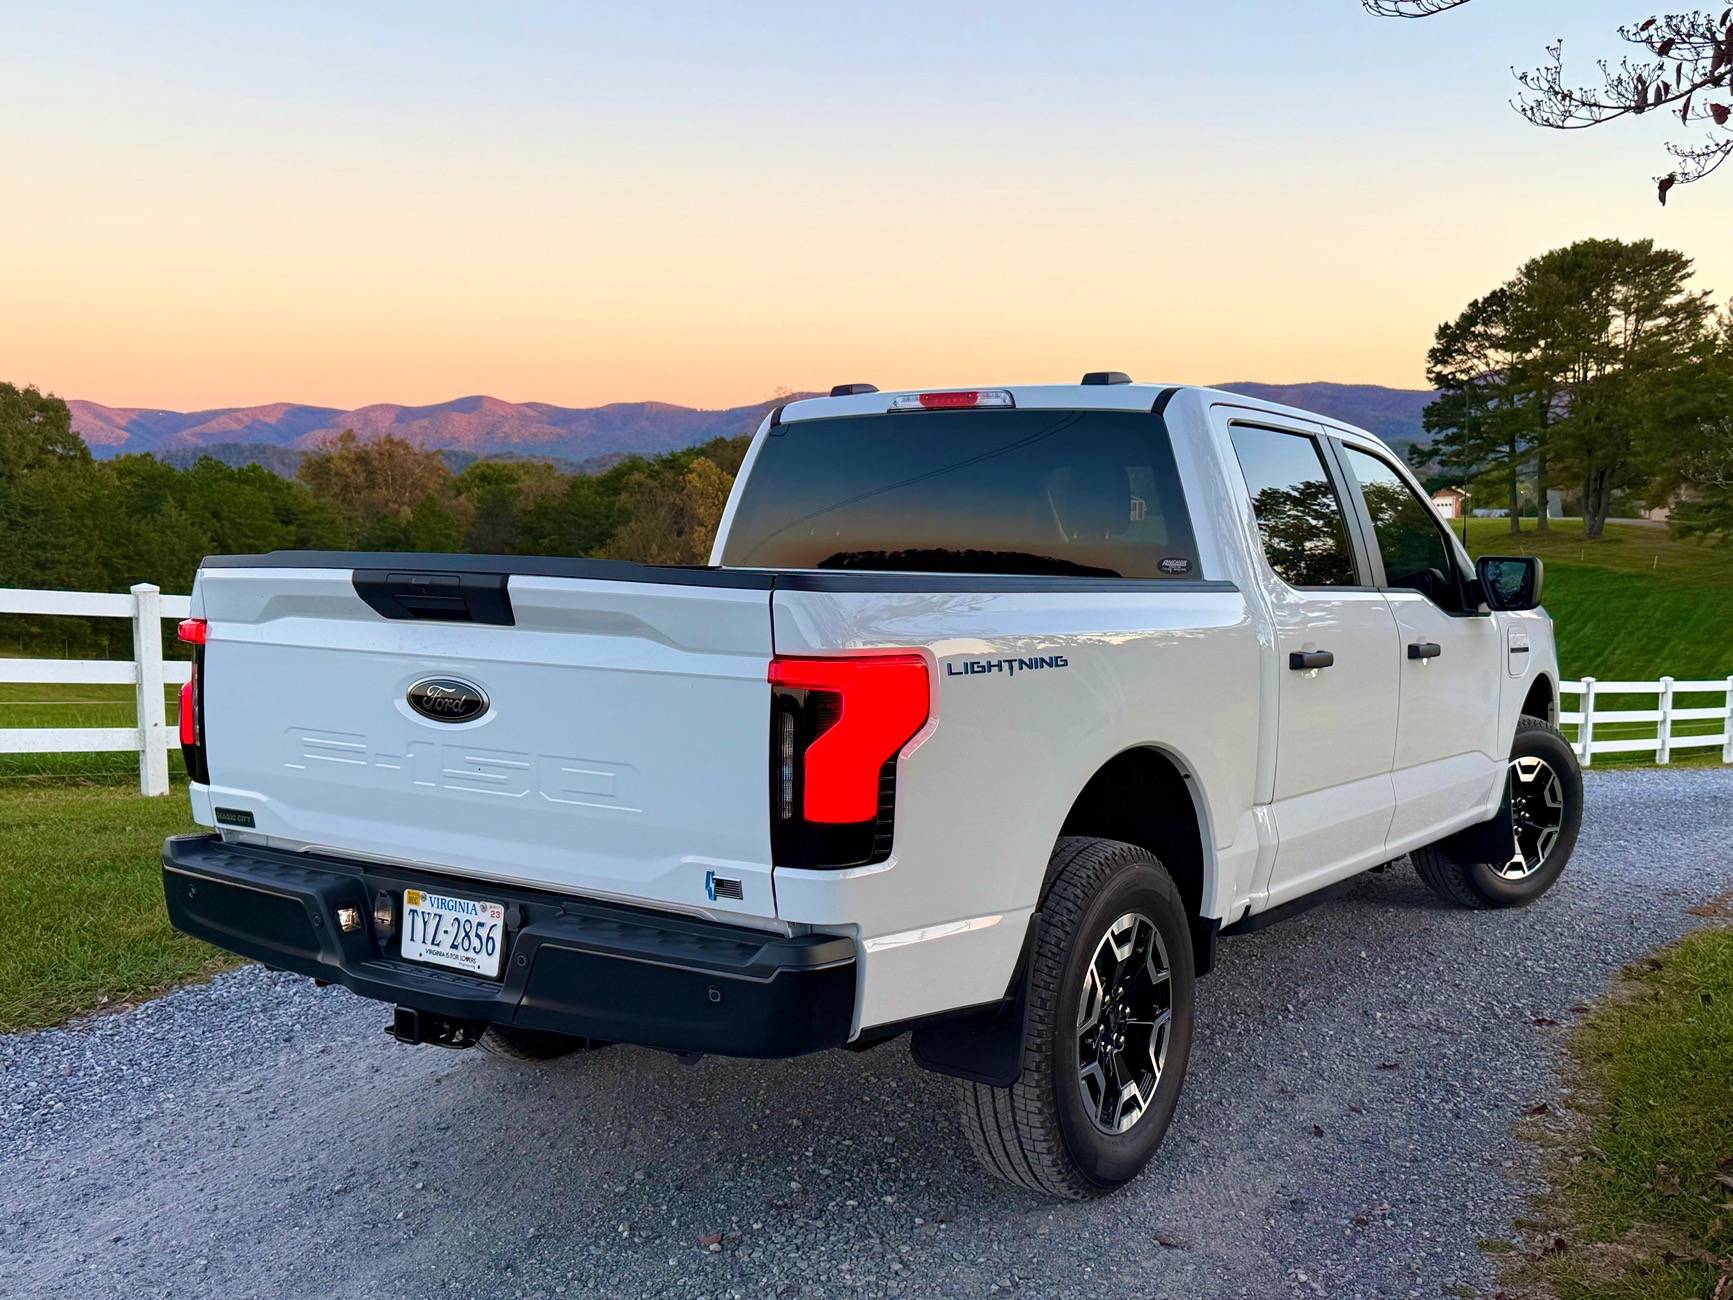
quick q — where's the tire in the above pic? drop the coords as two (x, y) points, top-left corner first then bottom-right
(955, 836), (1196, 1199)
(478, 1025), (610, 1062)
(1413, 715), (1583, 910)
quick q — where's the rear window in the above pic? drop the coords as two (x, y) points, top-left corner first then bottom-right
(720, 410), (1200, 580)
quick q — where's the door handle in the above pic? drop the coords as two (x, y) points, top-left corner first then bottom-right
(1288, 650), (1335, 671)
(1408, 641), (1442, 660)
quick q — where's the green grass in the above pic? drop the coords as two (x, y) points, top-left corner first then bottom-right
(0, 780), (235, 1034)
(1506, 922), (1733, 1300)
(1459, 519), (1733, 767)
(1459, 518), (1733, 683)
(0, 681), (185, 784)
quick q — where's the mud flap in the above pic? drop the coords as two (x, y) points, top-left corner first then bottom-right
(1435, 774), (1516, 866)
(908, 912), (1041, 1087)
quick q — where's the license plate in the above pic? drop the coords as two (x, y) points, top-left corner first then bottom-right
(400, 888), (506, 978)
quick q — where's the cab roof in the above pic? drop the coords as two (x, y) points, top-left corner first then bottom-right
(776, 382), (1388, 449)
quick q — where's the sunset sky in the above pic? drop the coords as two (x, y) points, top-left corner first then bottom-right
(6, 1), (1728, 412)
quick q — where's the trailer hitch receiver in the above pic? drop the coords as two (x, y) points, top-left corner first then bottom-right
(387, 1006), (486, 1049)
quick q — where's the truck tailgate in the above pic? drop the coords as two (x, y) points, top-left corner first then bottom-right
(193, 563), (777, 920)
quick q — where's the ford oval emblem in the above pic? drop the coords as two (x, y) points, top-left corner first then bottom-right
(407, 677), (489, 723)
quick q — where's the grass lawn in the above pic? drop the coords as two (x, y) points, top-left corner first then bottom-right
(1504, 920), (1733, 1299)
(1459, 518), (1733, 684)
(0, 779), (235, 1034)
(0, 680), (185, 784)
(1459, 520), (1733, 767)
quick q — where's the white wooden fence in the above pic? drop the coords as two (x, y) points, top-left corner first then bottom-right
(2, 586), (1730, 794)
(1, 585), (192, 796)
(1560, 677), (1733, 767)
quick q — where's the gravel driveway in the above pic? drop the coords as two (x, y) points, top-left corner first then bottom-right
(4, 768), (1731, 1300)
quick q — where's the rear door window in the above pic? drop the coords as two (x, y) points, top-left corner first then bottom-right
(720, 409), (1200, 579)
(1227, 425), (1361, 588)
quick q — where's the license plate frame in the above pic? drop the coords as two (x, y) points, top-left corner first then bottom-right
(400, 888), (507, 979)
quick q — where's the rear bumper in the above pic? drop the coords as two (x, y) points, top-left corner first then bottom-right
(161, 834), (856, 1058)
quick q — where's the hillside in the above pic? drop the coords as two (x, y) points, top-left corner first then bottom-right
(1460, 518), (1733, 684)
(68, 395), (788, 464)
(1211, 381), (1434, 460)
(68, 382), (1437, 471)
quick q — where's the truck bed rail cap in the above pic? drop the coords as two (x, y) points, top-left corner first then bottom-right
(198, 551), (778, 588)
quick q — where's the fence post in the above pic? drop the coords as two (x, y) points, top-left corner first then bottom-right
(1725, 676), (1733, 766)
(132, 583), (169, 797)
(1656, 675), (1674, 766)
(1578, 676), (1597, 768)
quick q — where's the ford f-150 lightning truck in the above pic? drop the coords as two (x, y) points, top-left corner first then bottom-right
(163, 377), (1582, 1198)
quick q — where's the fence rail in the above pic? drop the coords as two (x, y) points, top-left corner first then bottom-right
(1559, 677), (1733, 767)
(0, 585), (191, 795)
(3, 586), (1731, 794)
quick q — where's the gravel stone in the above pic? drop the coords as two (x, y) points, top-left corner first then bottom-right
(2, 768), (1730, 1298)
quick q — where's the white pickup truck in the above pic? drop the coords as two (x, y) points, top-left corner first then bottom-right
(163, 378), (1582, 1198)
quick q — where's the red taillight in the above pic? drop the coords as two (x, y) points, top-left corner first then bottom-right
(919, 390), (979, 410)
(768, 653), (930, 824)
(177, 619), (207, 771)
(179, 668), (199, 746)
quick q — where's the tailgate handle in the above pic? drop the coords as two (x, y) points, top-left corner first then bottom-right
(353, 570), (515, 625)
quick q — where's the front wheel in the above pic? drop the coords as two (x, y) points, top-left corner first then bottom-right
(954, 837), (1195, 1199)
(1413, 715), (1583, 909)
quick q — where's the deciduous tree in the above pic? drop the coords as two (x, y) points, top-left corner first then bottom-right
(1420, 288), (1535, 532)
(1364, 2), (1733, 201)
(1517, 239), (1712, 537)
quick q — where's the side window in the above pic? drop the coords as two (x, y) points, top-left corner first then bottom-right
(1339, 446), (1458, 603)
(1227, 425), (1360, 588)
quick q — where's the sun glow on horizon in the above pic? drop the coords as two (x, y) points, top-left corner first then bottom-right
(5, 1), (1726, 412)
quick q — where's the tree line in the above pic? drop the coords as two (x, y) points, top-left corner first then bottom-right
(5, 234), (1730, 654)
(1417, 237), (1733, 542)
(0, 384), (754, 656)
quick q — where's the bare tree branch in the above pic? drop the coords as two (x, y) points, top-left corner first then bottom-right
(1361, 1), (1474, 14)
(1364, 3), (1733, 202)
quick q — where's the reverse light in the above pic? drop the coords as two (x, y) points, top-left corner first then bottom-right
(372, 890), (397, 944)
(777, 710), (797, 820)
(888, 389), (1015, 412)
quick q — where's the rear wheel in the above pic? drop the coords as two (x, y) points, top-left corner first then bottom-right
(954, 837), (1195, 1199)
(478, 1026), (610, 1062)
(1413, 715), (1583, 909)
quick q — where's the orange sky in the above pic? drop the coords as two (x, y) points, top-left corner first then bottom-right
(5, 2), (1727, 412)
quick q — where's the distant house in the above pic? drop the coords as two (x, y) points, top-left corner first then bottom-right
(1430, 487), (1467, 520)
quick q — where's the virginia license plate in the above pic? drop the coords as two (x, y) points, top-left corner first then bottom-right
(400, 888), (506, 978)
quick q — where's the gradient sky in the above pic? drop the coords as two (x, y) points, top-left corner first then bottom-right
(5, 1), (1728, 412)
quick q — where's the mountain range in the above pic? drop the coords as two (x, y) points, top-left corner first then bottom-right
(67, 382), (1435, 473)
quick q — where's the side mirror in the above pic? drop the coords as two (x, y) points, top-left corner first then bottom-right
(1476, 556), (1544, 611)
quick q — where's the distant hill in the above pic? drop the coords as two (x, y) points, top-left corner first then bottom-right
(1210, 382), (1435, 460)
(68, 383), (1436, 473)
(68, 395), (790, 465)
